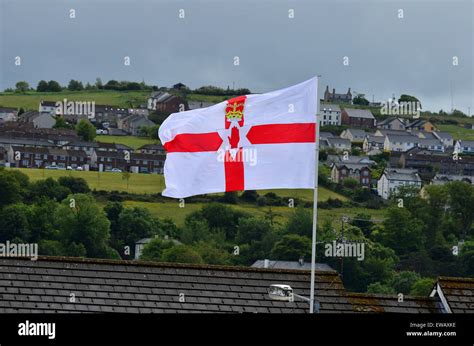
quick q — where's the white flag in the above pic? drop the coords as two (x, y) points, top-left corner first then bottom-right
(159, 77), (318, 198)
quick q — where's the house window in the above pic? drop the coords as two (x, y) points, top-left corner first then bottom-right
(363, 170), (369, 176)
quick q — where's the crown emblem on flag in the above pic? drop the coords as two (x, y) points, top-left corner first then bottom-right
(225, 101), (244, 121)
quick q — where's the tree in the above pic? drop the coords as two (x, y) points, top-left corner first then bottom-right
(0, 203), (31, 242)
(410, 278), (435, 296)
(141, 237), (176, 261)
(446, 181), (474, 239)
(285, 207), (312, 237)
(271, 234), (311, 261)
(380, 207), (425, 256)
(192, 241), (231, 265)
(200, 203), (248, 240)
(67, 79), (84, 91)
(76, 119), (96, 141)
(240, 190), (259, 202)
(36, 80), (49, 92)
(28, 178), (70, 202)
(236, 217), (271, 244)
(114, 207), (162, 253)
(161, 245), (204, 264)
(390, 271), (421, 295)
(352, 94), (369, 106)
(398, 94), (421, 109)
(53, 116), (72, 129)
(54, 194), (114, 258)
(47, 80), (62, 92)
(15, 81), (30, 93)
(0, 170), (23, 207)
(58, 176), (90, 194)
(367, 282), (396, 294)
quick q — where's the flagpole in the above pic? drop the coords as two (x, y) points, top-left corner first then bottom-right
(309, 75), (321, 313)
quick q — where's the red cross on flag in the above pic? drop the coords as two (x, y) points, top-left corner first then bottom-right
(159, 77), (318, 198)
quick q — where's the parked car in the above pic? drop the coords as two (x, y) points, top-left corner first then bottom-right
(66, 166), (73, 170)
(76, 166), (83, 171)
(45, 165), (59, 170)
(105, 168), (122, 173)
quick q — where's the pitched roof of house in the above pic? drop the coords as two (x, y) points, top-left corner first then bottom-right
(319, 132), (334, 140)
(327, 154), (374, 165)
(327, 137), (351, 146)
(0, 256), (350, 313)
(459, 140), (474, 147)
(432, 174), (474, 184)
(0, 107), (18, 113)
(188, 101), (217, 110)
(347, 293), (443, 313)
(40, 100), (57, 107)
(433, 132), (453, 140)
(365, 135), (386, 144)
(342, 128), (366, 139)
(343, 108), (375, 119)
(432, 277), (474, 313)
(333, 162), (372, 171)
(138, 144), (164, 151)
(321, 103), (341, 112)
(417, 138), (443, 147)
(385, 134), (419, 143)
(377, 117), (406, 127)
(383, 168), (421, 182)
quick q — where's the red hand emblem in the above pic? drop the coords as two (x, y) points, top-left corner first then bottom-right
(228, 126), (240, 149)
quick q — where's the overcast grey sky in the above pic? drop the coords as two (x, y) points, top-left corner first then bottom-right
(1, 0), (473, 113)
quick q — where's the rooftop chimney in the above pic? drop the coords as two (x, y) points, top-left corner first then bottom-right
(298, 257), (304, 266)
(264, 259), (269, 268)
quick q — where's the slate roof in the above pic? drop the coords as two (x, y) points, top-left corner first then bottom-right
(434, 277), (474, 313)
(321, 103), (341, 112)
(384, 168), (421, 182)
(377, 117), (406, 127)
(0, 257), (350, 313)
(343, 108), (375, 119)
(347, 293), (443, 313)
(432, 174), (474, 185)
(1, 257), (471, 314)
(327, 137), (351, 147)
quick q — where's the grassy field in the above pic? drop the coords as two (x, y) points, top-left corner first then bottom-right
(0, 90), (149, 110)
(437, 124), (474, 140)
(123, 200), (386, 228)
(96, 135), (160, 149)
(12, 168), (346, 202)
(12, 168), (165, 194)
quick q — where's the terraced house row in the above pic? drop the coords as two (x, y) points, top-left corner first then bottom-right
(0, 125), (165, 173)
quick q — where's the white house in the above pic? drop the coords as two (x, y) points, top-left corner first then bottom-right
(432, 132), (454, 148)
(0, 107), (18, 123)
(457, 140), (474, 154)
(383, 134), (418, 152)
(377, 168), (422, 199)
(320, 103), (341, 126)
(38, 100), (57, 114)
(417, 138), (445, 152)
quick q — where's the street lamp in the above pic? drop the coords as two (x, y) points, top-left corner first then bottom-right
(267, 284), (320, 312)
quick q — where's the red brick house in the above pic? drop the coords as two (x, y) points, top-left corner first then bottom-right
(341, 108), (376, 128)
